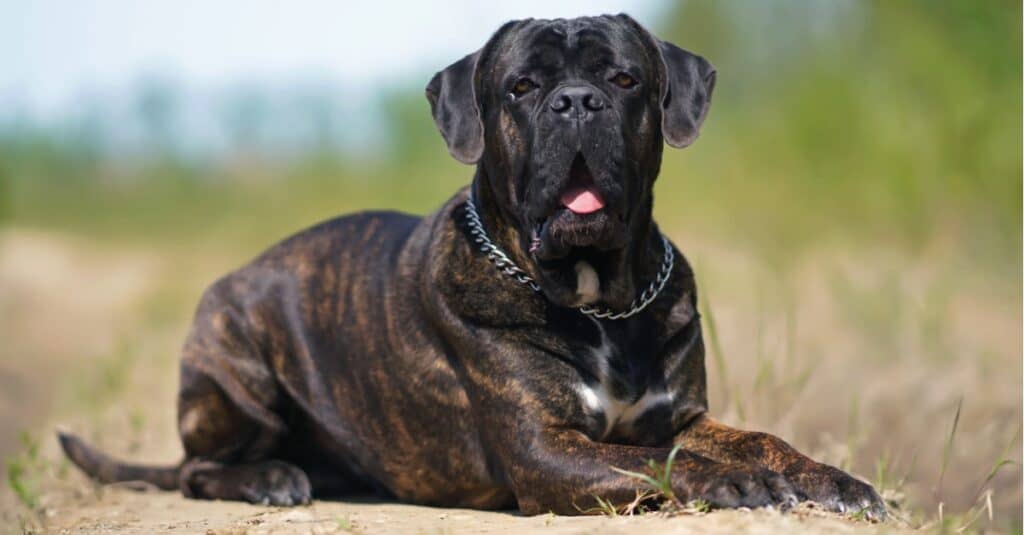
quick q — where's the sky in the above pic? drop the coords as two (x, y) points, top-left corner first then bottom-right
(0, 0), (664, 119)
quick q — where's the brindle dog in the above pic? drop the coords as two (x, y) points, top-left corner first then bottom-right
(59, 14), (886, 520)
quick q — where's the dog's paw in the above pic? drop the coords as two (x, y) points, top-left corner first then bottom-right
(786, 463), (886, 521)
(238, 461), (313, 507)
(689, 466), (799, 511)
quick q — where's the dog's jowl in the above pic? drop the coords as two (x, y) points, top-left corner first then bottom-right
(59, 14), (885, 520)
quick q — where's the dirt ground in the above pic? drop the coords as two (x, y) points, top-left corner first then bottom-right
(36, 491), (907, 534)
(0, 227), (1019, 533)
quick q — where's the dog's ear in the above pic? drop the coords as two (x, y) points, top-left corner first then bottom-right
(425, 21), (519, 164)
(655, 41), (716, 148)
(619, 14), (716, 148)
(425, 51), (484, 164)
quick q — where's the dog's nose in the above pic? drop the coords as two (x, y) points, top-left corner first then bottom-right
(549, 85), (605, 119)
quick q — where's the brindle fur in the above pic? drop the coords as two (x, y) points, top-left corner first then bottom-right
(59, 14), (885, 520)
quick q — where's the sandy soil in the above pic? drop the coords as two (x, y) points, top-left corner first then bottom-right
(38, 490), (902, 535)
(0, 230), (157, 458)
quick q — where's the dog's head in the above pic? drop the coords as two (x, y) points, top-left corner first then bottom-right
(427, 14), (715, 309)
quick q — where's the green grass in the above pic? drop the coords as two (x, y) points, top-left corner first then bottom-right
(610, 443), (684, 507)
(6, 432), (44, 510)
(606, 443), (714, 515)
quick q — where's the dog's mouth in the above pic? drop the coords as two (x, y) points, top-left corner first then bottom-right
(529, 153), (627, 264)
(559, 153), (605, 215)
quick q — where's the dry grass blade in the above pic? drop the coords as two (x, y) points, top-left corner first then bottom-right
(955, 489), (995, 534)
(969, 423), (1020, 504)
(698, 289), (732, 411)
(620, 489), (657, 516)
(935, 397), (963, 501)
(575, 490), (657, 517)
(592, 495), (618, 517)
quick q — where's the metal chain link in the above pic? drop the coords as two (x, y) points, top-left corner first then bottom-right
(463, 196), (673, 320)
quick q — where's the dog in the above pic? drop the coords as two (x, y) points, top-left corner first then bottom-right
(59, 14), (885, 520)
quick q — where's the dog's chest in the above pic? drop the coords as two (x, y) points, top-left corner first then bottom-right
(574, 321), (672, 440)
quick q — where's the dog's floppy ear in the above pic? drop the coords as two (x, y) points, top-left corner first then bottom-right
(425, 51), (484, 164)
(619, 15), (716, 148)
(655, 41), (716, 148)
(425, 21), (519, 164)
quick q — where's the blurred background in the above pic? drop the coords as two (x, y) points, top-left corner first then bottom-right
(1, 0), (1020, 531)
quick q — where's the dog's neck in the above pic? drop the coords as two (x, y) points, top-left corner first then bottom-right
(470, 168), (535, 274)
(469, 168), (661, 311)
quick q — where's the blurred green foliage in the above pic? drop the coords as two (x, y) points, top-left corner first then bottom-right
(655, 0), (1020, 267)
(0, 1), (1019, 272)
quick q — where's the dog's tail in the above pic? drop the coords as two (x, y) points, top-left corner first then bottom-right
(57, 429), (180, 490)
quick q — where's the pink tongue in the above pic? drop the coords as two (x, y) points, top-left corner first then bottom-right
(560, 186), (606, 214)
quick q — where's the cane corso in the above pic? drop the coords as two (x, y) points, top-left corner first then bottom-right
(59, 14), (885, 520)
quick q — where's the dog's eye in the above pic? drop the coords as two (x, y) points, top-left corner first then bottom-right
(610, 72), (638, 89)
(510, 78), (538, 98)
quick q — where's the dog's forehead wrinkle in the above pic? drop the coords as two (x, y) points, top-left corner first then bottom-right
(506, 18), (624, 71)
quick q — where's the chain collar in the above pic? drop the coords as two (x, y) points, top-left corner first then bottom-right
(462, 195), (674, 320)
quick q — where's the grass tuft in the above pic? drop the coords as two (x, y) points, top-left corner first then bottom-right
(5, 432), (44, 510)
(607, 443), (718, 515)
(610, 443), (683, 508)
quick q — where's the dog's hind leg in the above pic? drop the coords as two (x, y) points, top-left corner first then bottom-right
(175, 362), (312, 506)
(56, 365), (312, 507)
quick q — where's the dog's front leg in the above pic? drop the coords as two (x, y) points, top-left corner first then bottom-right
(675, 415), (886, 520)
(502, 428), (797, 515)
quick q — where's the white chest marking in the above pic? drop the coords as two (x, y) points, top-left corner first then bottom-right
(574, 261), (600, 304)
(576, 320), (673, 438)
(577, 383), (673, 438)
